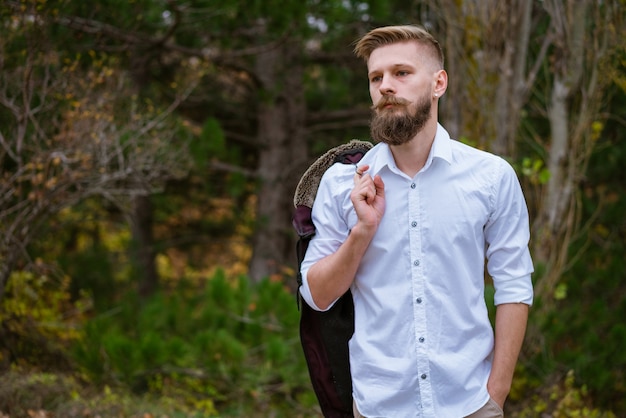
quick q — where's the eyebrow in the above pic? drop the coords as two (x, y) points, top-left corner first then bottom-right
(368, 63), (414, 77)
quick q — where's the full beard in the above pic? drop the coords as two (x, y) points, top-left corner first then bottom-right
(370, 94), (432, 146)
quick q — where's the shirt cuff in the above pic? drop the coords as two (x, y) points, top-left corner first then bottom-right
(299, 267), (336, 312)
(493, 274), (534, 306)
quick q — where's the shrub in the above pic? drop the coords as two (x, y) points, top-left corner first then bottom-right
(0, 270), (90, 368)
(513, 370), (616, 418)
(71, 270), (317, 416)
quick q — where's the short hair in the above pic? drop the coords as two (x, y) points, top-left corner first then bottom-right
(353, 25), (444, 69)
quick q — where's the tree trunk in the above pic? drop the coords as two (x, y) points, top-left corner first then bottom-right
(493, 0), (533, 157)
(249, 39), (307, 284)
(439, 0), (464, 139)
(433, 0), (536, 156)
(532, 0), (588, 302)
(130, 195), (159, 296)
(0, 250), (18, 302)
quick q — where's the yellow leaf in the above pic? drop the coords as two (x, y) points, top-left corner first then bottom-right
(554, 283), (568, 300)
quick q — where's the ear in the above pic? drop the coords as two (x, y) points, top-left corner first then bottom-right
(433, 69), (448, 99)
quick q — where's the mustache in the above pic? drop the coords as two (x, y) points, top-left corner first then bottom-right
(371, 96), (411, 111)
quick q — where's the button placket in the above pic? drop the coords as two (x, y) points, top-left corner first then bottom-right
(408, 178), (435, 413)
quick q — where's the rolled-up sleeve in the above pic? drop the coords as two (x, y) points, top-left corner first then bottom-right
(485, 160), (534, 306)
(299, 164), (354, 311)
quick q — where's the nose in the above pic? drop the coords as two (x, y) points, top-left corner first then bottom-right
(378, 74), (396, 95)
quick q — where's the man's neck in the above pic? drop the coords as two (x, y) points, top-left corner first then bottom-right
(389, 120), (437, 178)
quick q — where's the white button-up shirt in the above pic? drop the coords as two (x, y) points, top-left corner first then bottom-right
(300, 124), (534, 417)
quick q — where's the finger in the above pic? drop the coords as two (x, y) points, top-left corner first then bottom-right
(362, 180), (378, 204)
(352, 178), (374, 203)
(373, 175), (385, 198)
(354, 164), (370, 178)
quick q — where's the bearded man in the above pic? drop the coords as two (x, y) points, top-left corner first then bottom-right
(299, 25), (534, 418)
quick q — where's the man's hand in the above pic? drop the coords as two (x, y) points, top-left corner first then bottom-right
(306, 165), (385, 310)
(351, 164), (386, 235)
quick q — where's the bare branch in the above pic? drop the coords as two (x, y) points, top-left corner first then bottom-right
(524, 32), (554, 97)
(0, 36), (198, 296)
(208, 160), (256, 177)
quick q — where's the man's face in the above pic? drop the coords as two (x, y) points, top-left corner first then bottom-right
(366, 42), (438, 145)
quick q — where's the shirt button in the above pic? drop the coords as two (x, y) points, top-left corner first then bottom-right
(410, 183), (416, 189)
(416, 297), (422, 304)
(413, 260), (420, 267)
(419, 337), (425, 343)
(411, 221), (417, 227)
(421, 373), (427, 379)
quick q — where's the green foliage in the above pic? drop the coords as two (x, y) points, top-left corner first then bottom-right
(71, 270), (314, 415)
(539, 210), (626, 411)
(514, 370), (616, 418)
(0, 365), (228, 418)
(0, 271), (90, 367)
(197, 118), (226, 163)
(29, 201), (133, 310)
(0, 367), (79, 417)
(60, 243), (117, 310)
(527, 59), (626, 414)
(521, 157), (550, 185)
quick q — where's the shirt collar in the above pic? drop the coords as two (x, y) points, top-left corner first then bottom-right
(367, 143), (395, 177)
(368, 123), (453, 176)
(430, 123), (453, 165)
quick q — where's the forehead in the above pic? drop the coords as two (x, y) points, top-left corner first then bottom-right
(367, 41), (431, 72)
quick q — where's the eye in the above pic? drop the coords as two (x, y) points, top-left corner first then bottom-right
(370, 75), (382, 83)
(396, 70), (409, 77)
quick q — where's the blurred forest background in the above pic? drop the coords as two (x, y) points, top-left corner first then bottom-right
(1, 0), (625, 417)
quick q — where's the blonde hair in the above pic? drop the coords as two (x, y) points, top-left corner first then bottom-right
(354, 25), (444, 69)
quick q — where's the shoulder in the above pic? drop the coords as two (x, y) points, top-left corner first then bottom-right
(312, 161), (357, 224)
(294, 140), (372, 209)
(449, 139), (497, 162)
(450, 140), (514, 176)
(320, 160), (358, 190)
(446, 141), (523, 205)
